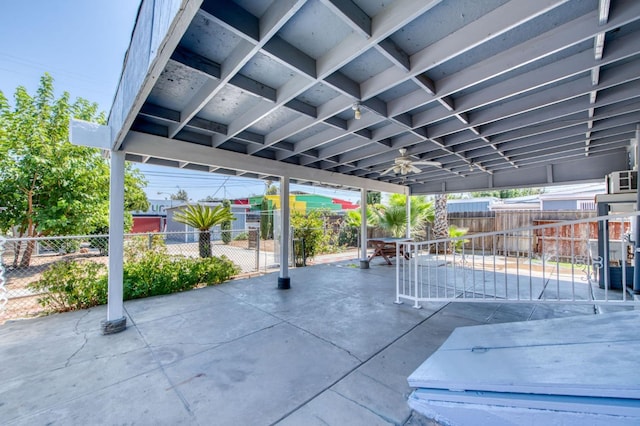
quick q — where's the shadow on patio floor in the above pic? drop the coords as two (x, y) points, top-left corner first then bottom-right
(1, 260), (601, 425)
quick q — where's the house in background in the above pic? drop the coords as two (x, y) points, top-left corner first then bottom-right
(239, 193), (359, 214)
(447, 197), (499, 213)
(538, 184), (605, 211)
(486, 184), (606, 212)
(164, 202), (249, 243)
(131, 199), (173, 233)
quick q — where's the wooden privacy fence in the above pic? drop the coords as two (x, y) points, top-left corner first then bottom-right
(445, 210), (631, 259)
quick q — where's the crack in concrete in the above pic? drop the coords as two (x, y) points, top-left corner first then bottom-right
(73, 310), (91, 334)
(64, 334), (88, 368)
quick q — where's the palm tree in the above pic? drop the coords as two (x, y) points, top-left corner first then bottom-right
(344, 208), (379, 229)
(174, 204), (235, 257)
(375, 205), (407, 238)
(433, 194), (448, 240)
(387, 194), (434, 238)
(343, 208), (379, 245)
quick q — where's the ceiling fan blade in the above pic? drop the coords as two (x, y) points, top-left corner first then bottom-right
(412, 160), (441, 166)
(409, 164), (421, 174)
(380, 166), (396, 176)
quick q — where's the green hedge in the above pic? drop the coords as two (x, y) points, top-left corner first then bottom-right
(29, 237), (240, 313)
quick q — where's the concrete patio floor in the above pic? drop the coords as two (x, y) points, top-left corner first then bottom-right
(1, 259), (599, 425)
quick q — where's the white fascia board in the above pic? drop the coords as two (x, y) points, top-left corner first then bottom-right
(69, 119), (111, 150)
(123, 131), (408, 194)
(109, 0), (203, 151)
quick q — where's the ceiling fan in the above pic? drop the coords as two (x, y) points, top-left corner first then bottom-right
(380, 149), (441, 175)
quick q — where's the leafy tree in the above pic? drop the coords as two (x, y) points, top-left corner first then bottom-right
(341, 208), (379, 246)
(173, 204), (235, 257)
(221, 199), (232, 244)
(171, 189), (189, 202)
(200, 195), (220, 202)
(471, 188), (542, 198)
(367, 191), (381, 205)
(266, 185), (278, 195)
(290, 210), (327, 265)
(0, 74), (149, 266)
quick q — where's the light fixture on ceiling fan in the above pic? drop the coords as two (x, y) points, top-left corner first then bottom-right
(352, 102), (361, 120)
(380, 149), (441, 175)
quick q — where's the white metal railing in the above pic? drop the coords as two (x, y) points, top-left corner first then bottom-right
(396, 212), (640, 308)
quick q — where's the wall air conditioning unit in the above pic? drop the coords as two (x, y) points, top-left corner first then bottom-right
(607, 170), (638, 194)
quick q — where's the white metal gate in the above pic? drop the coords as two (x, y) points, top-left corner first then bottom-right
(396, 212), (640, 308)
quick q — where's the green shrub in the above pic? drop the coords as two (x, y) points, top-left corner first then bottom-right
(290, 210), (330, 265)
(29, 260), (108, 311)
(234, 232), (248, 241)
(30, 238), (241, 312)
(221, 199), (232, 244)
(449, 225), (469, 253)
(197, 255), (241, 285)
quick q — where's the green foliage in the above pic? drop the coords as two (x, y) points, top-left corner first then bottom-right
(386, 194), (434, 238)
(290, 210), (328, 265)
(343, 208), (379, 228)
(367, 191), (381, 205)
(339, 209), (374, 247)
(234, 232), (248, 241)
(196, 255), (241, 285)
(173, 204), (235, 257)
(375, 205), (407, 238)
(29, 236), (240, 312)
(171, 189), (190, 202)
(0, 74), (148, 266)
(448, 225), (469, 253)
(260, 198), (271, 240)
(471, 188), (542, 198)
(88, 226), (109, 255)
(29, 260), (108, 311)
(173, 204), (235, 231)
(121, 239), (240, 299)
(221, 199), (232, 244)
(265, 185), (278, 195)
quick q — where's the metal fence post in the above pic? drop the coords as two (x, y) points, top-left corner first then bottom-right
(256, 231), (260, 272)
(0, 235), (7, 309)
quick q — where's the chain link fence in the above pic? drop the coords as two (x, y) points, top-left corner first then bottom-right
(0, 223), (368, 324)
(0, 230), (271, 324)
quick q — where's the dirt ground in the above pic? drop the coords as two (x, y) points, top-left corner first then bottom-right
(1, 240), (278, 324)
(1, 251), (108, 324)
(228, 239), (276, 252)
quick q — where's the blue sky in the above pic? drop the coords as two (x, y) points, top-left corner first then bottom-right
(0, 0), (361, 202)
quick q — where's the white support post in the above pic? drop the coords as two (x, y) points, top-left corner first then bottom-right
(406, 194), (411, 239)
(360, 188), (369, 269)
(634, 124), (640, 293)
(278, 175), (291, 289)
(103, 150), (126, 334)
